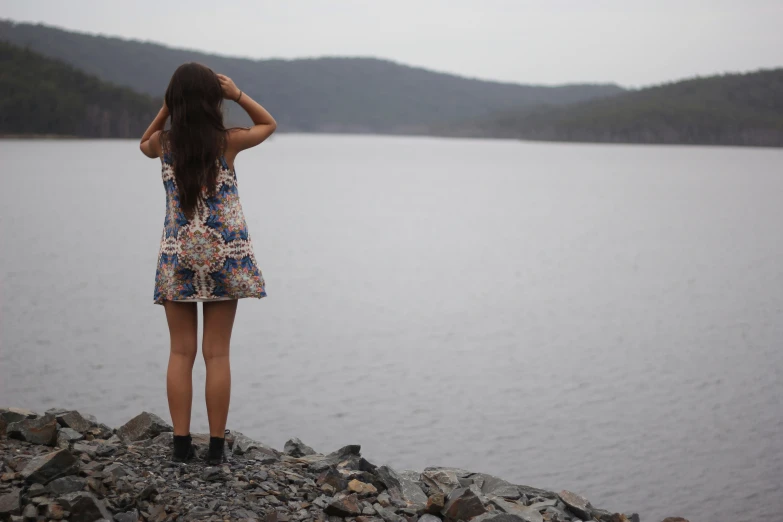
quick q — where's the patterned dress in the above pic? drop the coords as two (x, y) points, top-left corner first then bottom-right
(153, 151), (266, 304)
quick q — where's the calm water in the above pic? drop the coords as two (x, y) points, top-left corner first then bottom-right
(1, 136), (781, 522)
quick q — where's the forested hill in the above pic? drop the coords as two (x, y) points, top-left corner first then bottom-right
(445, 69), (783, 147)
(0, 20), (624, 133)
(0, 42), (160, 138)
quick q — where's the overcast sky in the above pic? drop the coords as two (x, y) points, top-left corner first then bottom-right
(2, 0), (781, 87)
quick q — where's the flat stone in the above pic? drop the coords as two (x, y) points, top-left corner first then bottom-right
(58, 427), (84, 443)
(473, 514), (531, 522)
(116, 412), (172, 443)
(377, 466), (428, 509)
(325, 494), (362, 516)
(421, 468), (461, 496)
(419, 515), (441, 522)
(103, 463), (130, 479)
(232, 431), (278, 456)
(57, 492), (112, 522)
(47, 476), (87, 495)
(22, 503), (37, 520)
(441, 487), (486, 521)
(302, 445), (362, 472)
(7, 414), (58, 446)
(478, 474), (521, 499)
(487, 498), (543, 522)
(373, 503), (405, 522)
(660, 518), (689, 522)
(72, 442), (98, 458)
(114, 508), (141, 522)
(56, 411), (94, 434)
(284, 437), (317, 457)
(527, 499), (557, 510)
(349, 479), (378, 495)
(21, 449), (79, 485)
(558, 491), (591, 521)
(0, 488), (22, 517)
(0, 408), (38, 423)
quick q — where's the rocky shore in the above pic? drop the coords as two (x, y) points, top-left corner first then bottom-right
(0, 408), (687, 522)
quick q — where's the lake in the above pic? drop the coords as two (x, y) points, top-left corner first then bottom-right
(1, 135), (781, 522)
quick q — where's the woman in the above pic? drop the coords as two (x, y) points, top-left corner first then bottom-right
(139, 63), (276, 464)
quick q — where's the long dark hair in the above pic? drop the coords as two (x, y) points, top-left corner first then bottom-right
(164, 63), (227, 218)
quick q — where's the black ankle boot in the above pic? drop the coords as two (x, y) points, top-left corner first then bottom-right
(172, 434), (194, 462)
(207, 436), (226, 465)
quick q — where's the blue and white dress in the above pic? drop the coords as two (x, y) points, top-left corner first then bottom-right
(153, 151), (266, 304)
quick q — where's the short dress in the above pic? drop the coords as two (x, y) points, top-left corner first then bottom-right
(153, 148), (266, 304)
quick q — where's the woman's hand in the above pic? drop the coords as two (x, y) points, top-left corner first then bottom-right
(217, 74), (241, 101)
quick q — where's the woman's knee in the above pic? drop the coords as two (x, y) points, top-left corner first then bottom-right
(202, 340), (230, 361)
(171, 337), (198, 359)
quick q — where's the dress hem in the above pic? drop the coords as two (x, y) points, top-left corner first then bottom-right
(154, 293), (267, 306)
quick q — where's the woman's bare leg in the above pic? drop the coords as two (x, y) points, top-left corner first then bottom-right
(163, 301), (198, 436)
(202, 299), (238, 437)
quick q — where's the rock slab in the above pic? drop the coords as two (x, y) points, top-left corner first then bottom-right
(7, 414), (58, 446)
(116, 412), (172, 443)
(441, 487), (486, 521)
(559, 490), (592, 520)
(55, 411), (94, 434)
(0, 488), (21, 517)
(284, 437), (316, 457)
(20, 449), (79, 485)
(57, 492), (112, 522)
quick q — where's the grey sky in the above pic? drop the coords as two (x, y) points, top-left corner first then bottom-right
(2, 0), (781, 87)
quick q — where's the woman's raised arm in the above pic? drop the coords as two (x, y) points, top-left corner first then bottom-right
(139, 104), (169, 158)
(218, 74), (277, 161)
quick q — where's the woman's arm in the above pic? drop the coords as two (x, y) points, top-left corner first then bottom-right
(139, 104), (169, 158)
(217, 74), (277, 162)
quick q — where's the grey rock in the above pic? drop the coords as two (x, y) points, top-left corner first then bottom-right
(284, 437), (316, 457)
(201, 467), (229, 482)
(487, 497), (544, 522)
(116, 412), (172, 443)
(377, 466), (428, 509)
(57, 492), (112, 522)
(103, 463), (130, 479)
(303, 444), (362, 472)
(421, 468), (461, 496)
(441, 487), (486, 521)
(22, 503), (37, 520)
(1, 407), (38, 422)
(558, 491), (591, 521)
(373, 503), (405, 522)
(473, 514), (531, 522)
(56, 411), (94, 434)
(477, 474), (521, 499)
(95, 443), (117, 458)
(325, 493), (362, 516)
(58, 427), (84, 443)
(47, 476), (87, 495)
(418, 515), (441, 522)
(528, 499), (557, 510)
(21, 449), (79, 485)
(27, 483), (46, 496)
(7, 414), (58, 446)
(518, 486), (557, 500)
(114, 508), (140, 522)
(0, 488), (22, 517)
(72, 442), (98, 458)
(232, 431), (278, 456)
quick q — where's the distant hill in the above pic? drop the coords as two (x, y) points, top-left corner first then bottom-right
(0, 20), (624, 133)
(0, 41), (160, 138)
(444, 69), (783, 147)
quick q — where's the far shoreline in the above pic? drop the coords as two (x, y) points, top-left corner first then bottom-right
(2, 132), (782, 149)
